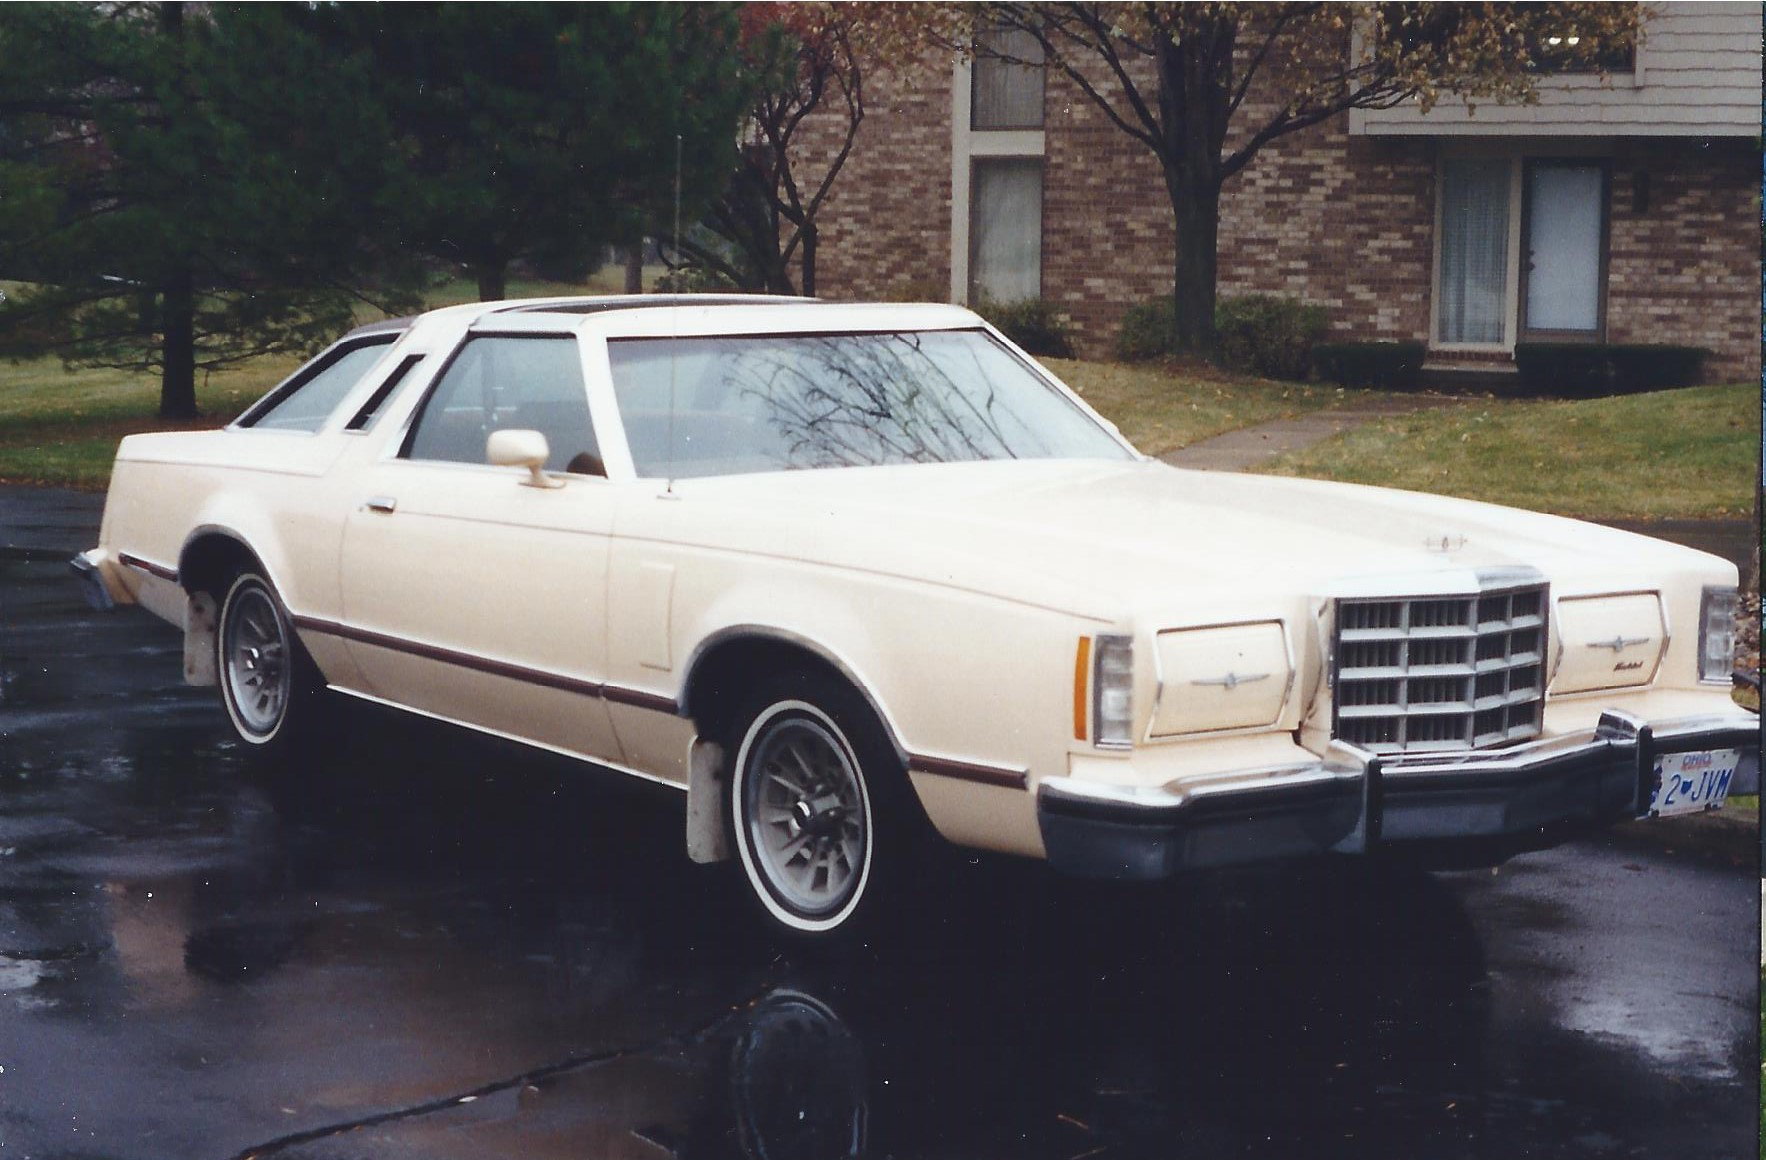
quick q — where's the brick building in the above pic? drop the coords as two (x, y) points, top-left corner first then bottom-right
(810, 4), (1762, 382)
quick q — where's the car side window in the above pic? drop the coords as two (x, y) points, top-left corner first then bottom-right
(404, 335), (603, 475)
(241, 338), (396, 432)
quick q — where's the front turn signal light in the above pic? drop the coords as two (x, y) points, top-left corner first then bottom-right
(1093, 634), (1135, 749)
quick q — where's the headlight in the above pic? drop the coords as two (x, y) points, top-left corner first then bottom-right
(1698, 586), (1738, 683)
(1092, 634), (1135, 748)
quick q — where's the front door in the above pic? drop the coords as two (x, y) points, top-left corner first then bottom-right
(1522, 161), (1607, 340)
(338, 332), (624, 764)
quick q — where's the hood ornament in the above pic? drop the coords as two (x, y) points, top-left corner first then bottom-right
(1588, 635), (1651, 652)
(1426, 534), (1468, 553)
(1192, 671), (1270, 691)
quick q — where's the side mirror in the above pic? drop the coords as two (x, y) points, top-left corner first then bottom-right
(486, 429), (564, 489)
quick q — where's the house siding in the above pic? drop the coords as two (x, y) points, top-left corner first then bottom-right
(1354, 3), (1762, 137)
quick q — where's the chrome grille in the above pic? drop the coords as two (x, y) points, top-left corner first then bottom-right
(1333, 583), (1547, 754)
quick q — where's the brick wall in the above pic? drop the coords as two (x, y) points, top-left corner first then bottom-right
(1607, 139), (1760, 381)
(812, 50), (1761, 380)
(1218, 126), (1436, 347)
(799, 55), (955, 303)
(1039, 64), (1441, 360)
(1040, 64), (1172, 353)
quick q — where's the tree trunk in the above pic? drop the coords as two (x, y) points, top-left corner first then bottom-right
(158, 270), (197, 420)
(155, 3), (198, 420)
(1152, 17), (1233, 358)
(1167, 168), (1221, 356)
(800, 224), (816, 298)
(624, 243), (644, 294)
(474, 265), (507, 301)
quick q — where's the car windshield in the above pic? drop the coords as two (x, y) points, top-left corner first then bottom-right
(606, 329), (1133, 478)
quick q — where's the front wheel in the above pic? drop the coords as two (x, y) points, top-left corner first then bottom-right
(727, 677), (922, 941)
(216, 570), (321, 751)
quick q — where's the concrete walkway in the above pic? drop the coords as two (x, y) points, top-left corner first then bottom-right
(1159, 394), (1455, 472)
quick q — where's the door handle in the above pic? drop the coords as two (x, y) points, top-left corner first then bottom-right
(364, 495), (397, 513)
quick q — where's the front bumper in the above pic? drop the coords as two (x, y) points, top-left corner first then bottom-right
(1038, 710), (1761, 880)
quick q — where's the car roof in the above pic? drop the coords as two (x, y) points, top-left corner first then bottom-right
(342, 294), (977, 344)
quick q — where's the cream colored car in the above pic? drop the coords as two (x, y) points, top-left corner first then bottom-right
(72, 297), (1758, 938)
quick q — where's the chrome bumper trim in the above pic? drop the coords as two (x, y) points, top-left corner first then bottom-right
(68, 550), (116, 612)
(1037, 709), (1761, 880)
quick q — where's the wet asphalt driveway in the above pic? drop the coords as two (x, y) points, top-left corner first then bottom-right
(0, 486), (1757, 1159)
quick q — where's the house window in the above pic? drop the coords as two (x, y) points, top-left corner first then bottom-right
(1436, 158), (1512, 345)
(1525, 29), (1635, 73)
(972, 26), (1044, 130)
(969, 158), (1042, 303)
(1521, 161), (1606, 337)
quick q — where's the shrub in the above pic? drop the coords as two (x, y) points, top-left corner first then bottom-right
(974, 296), (1075, 358)
(1115, 296), (1176, 362)
(1114, 293), (1328, 377)
(1214, 294), (1329, 381)
(1313, 340), (1428, 390)
(1610, 344), (1709, 393)
(1512, 343), (1610, 397)
(1513, 342), (1710, 398)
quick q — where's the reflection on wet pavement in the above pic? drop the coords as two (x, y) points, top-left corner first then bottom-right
(0, 489), (1756, 1159)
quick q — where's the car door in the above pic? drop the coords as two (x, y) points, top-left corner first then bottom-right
(337, 330), (624, 764)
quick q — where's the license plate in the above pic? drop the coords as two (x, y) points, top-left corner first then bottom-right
(1648, 749), (1740, 817)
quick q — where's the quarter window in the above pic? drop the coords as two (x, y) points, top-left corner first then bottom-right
(241, 339), (395, 432)
(404, 336), (602, 475)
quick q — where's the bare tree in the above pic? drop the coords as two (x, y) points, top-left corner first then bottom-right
(969, 3), (1639, 355)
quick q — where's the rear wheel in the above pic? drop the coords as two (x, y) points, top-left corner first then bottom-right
(726, 673), (925, 941)
(216, 570), (323, 751)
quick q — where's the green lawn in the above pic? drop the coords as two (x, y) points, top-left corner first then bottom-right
(0, 360), (290, 488)
(1262, 384), (1759, 520)
(1047, 357), (1353, 458)
(0, 317), (1755, 522)
(0, 273), (651, 488)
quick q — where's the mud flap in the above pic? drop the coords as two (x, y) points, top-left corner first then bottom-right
(184, 591), (217, 687)
(686, 737), (729, 863)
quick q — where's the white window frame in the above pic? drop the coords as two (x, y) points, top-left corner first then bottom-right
(950, 57), (1045, 305)
(1428, 140), (1611, 355)
(1428, 152), (1524, 354)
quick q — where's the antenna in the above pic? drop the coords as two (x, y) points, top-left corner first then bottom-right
(666, 132), (683, 495)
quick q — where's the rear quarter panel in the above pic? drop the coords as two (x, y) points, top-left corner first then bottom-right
(101, 430), (358, 678)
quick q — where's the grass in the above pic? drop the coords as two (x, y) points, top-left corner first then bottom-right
(0, 272), (664, 488)
(0, 360), (293, 488)
(1048, 357), (1353, 458)
(0, 303), (1755, 519)
(1263, 384), (1759, 520)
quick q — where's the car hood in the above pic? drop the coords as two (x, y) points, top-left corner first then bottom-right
(657, 459), (1733, 621)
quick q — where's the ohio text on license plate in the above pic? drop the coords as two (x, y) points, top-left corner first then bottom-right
(1649, 749), (1739, 817)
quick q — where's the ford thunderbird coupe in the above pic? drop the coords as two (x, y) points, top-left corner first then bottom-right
(71, 296), (1759, 938)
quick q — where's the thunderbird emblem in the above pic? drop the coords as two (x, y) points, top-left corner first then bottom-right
(1588, 635), (1650, 652)
(1191, 671), (1270, 691)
